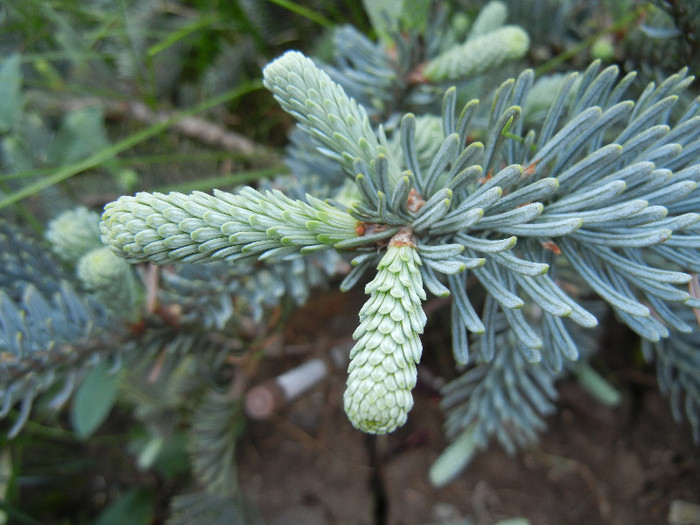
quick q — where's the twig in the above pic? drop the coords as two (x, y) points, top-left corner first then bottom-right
(106, 99), (262, 155)
(28, 92), (274, 157)
(244, 358), (327, 419)
(244, 344), (350, 420)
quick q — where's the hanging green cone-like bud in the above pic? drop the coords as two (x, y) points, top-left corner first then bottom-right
(344, 228), (427, 434)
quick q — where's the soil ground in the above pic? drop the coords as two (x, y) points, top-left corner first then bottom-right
(237, 289), (700, 525)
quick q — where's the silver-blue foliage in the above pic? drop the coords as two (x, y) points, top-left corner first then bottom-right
(0, 222), (116, 437)
(97, 0), (700, 484)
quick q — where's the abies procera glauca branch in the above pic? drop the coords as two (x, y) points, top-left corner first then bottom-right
(101, 44), (700, 460)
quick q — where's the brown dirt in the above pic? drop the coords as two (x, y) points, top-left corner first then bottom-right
(237, 289), (700, 525)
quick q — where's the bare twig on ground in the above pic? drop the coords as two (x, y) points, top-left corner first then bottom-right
(29, 92), (276, 158)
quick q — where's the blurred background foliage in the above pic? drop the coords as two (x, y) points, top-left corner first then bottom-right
(0, 0), (698, 523)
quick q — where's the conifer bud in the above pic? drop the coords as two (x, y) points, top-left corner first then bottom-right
(99, 188), (358, 264)
(46, 207), (103, 263)
(423, 25), (529, 82)
(344, 228), (427, 434)
(77, 246), (141, 319)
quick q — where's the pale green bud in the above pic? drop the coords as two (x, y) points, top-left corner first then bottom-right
(46, 207), (103, 263)
(100, 188), (358, 264)
(468, 1), (508, 39)
(77, 246), (141, 318)
(344, 231), (427, 434)
(591, 36), (615, 62)
(423, 25), (529, 82)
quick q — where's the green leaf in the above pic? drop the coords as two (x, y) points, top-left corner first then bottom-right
(48, 106), (110, 165)
(573, 362), (621, 407)
(94, 488), (154, 525)
(0, 55), (24, 133)
(429, 427), (479, 487)
(71, 360), (121, 438)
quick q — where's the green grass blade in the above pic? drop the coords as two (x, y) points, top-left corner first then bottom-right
(0, 81), (263, 210)
(266, 0), (334, 28)
(147, 14), (218, 57)
(156, 167), (282, 193)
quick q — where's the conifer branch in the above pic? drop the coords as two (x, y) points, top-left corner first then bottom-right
(100, 188), (359, 264)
